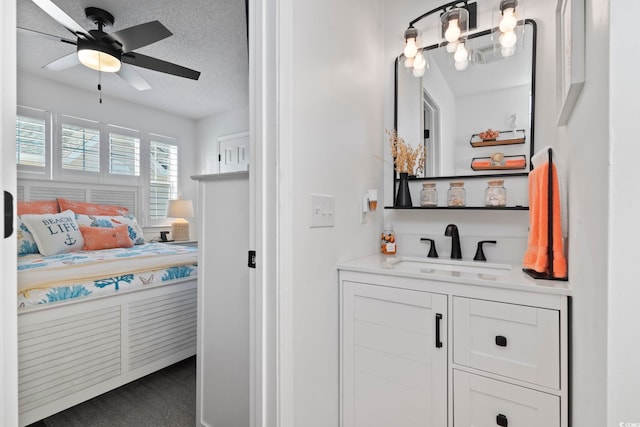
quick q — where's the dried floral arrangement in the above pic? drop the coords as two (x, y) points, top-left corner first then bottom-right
(386, 129), (425, 175)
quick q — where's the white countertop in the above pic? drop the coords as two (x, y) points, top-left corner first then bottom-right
(337, 254), (573, 296)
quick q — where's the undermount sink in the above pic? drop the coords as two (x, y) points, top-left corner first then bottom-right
(383, 256), (512, 277)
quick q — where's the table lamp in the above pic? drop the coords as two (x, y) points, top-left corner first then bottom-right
(167, 199), (194, 241)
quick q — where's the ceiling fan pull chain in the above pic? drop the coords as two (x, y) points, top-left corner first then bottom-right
(98, 71), (103, 104)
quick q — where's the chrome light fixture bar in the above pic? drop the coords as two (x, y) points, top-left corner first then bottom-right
(402, 0), (477, 76)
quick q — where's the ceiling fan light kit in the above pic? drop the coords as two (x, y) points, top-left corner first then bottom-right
(21, 0), (201, 92)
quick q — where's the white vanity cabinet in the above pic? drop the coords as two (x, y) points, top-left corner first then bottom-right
(338, 263), (570, 427)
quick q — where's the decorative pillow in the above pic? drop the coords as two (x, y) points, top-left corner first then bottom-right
(17, 217), (40, 256)
(75, 214), (145, 245)
(20, 210), (84, 256)
(80, 225), (133, 250)
(18, 201), (59, 215)
(57, 198), (129, 216)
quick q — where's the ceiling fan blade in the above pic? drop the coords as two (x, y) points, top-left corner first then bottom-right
(30, 0), (93, 40)
(43, 52), (80, 71)
(116, 64), (152, 91)
(108, 21), (172, 53)
(17, 26), (77, 46)
(122, 52), (201, 80)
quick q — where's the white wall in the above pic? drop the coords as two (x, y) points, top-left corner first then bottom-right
(279, 0), (385, 425)
(17, 73), (199, 239)
(196, 106), (249, 174)
(608, 0), (640, 424)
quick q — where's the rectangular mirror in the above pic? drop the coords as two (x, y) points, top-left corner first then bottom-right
(394, 20), (536, 179)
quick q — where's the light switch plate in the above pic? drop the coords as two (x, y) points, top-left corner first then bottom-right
(310, 194), (335, 228)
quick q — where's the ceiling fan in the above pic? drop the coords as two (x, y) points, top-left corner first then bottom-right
(19, 0), (201, 91)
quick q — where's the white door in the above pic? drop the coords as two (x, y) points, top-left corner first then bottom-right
(341, 282), (448, 427)
(1, 0), (19, 424)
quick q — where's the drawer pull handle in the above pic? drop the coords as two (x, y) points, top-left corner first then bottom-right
(435, 313), (443, 348)
(495, 335), (508, 347)
(496, 413), (508, 427)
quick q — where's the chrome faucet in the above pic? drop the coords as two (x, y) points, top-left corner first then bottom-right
(444, 224), (462, 259)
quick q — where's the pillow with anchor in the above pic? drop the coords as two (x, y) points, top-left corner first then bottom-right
(21, 210), (84, 256)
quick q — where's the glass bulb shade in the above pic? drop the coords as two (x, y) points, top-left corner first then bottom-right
(446, 41), (458, 53)
(454, 59), (469, 71)
(499, 30), (517, 47)
(444, 19), (461, 43)
(413, 66), (426, 77)
(77, 41), (121, 72)
(454, 43), (468, 62)
(404, 57), (415, 68)
(501, 45), (516, 57)
(413, 52), (426, 70)
(499, 8), (517, 32)
(404, 38), (418, 59)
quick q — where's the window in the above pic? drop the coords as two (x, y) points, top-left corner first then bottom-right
(16, 106), (50, 176)
(150, 138), (179, 220)
(109, 132), (140, 176)
(61, 122), (100, 172)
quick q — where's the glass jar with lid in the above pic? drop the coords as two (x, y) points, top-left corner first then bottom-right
(485, 179), (507, 206)
(447, 181), (466, 207)
(420, 182), (438, 207)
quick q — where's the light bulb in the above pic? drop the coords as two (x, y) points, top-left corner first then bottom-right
(446, 41), (458, 53)
(404, 57), (414, 68)
(404, 38), (418, 59)
(499, 8), (517, 33)
(499, 30), (517, 48)
(444, 19), (461, 43)
(413, 66), (426, 77)
(413, 52), (426, 70)
(454, 43), (468, 62)
(454, 59), (469, 71)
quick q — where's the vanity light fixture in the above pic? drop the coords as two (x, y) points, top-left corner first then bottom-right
(493, 0), (525, 57)
(401, 0), (477, 77)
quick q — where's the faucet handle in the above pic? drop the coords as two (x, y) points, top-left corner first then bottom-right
(420, 238), (439, 258)
(474, 240), (497, 262)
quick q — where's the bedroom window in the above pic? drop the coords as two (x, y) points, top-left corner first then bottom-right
(61, 122), (100, 173)
(109, 132), (140, 176)
(16, 106), (50, 177)
(149, 138), (179, 220)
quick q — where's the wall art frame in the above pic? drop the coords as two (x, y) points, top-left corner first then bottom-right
(556, 0), (585, 125)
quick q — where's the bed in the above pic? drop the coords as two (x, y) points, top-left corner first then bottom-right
(16, 183), (198, 426)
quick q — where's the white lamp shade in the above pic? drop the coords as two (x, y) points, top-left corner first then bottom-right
(167, 199), (194, 219)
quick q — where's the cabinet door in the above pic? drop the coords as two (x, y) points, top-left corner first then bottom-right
(341, 282), (447, 427)
(453, 370), (560, 427)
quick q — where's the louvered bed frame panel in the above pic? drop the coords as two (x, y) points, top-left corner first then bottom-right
(18, 280), (197, 426)
(18, 179), (139, 218)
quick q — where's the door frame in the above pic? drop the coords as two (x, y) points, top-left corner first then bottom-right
(1, 0), (19, 425)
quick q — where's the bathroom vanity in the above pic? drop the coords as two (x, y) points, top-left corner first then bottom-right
(338, 255), (571, 427)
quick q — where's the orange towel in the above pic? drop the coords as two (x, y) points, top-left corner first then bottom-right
(523, 162), (567, 278)
(504, 158), (526, 168)
(472, 160), (491, 168)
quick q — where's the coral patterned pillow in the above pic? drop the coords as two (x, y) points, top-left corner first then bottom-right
(74, 214), (145, 245)
(20, 210), (84, 256)
(80, 225), (133, 250)
(57, 198), (129, 216)
(17, 201), (59, 215)
(17, 217), (39, 255)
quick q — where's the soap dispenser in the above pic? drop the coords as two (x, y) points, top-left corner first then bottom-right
(381, 224), (396, 255)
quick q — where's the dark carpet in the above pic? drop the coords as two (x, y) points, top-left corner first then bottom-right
(28, 356), (195, 427)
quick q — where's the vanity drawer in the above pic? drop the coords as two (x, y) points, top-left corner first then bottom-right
(453, 297), (560, 389)
(453, 370), (560, 427)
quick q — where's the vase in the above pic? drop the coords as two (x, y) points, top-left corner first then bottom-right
(395, 172), (413, 207)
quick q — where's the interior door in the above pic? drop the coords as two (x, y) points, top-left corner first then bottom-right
(1, 0), (19, 424)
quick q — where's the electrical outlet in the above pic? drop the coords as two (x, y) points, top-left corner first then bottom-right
(310, 194), (335, 228)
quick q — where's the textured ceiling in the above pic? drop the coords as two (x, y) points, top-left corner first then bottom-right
(17, 0), (249, 120)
